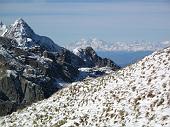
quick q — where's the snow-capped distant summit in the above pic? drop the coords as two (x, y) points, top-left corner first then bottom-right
(13, 18), (27, 26)
(160, 40), (170, 45)
(65, 38), (170, 51)
(4, 18), (35, 47)
(12, 18), (35, 39)
(12, 18), (34, 33)
(69, 38), (107, 51)
(3, 18), (62, 52)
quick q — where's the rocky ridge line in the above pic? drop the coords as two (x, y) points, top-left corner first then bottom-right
(0, 19), (120, 116)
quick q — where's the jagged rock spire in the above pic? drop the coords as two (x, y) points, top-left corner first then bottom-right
(0, 21), (3, 27)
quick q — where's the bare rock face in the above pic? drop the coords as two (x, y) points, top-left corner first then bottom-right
(0, 37), (79, 116)
(54, 49), (85, 68)
(0, 101), (17, 116)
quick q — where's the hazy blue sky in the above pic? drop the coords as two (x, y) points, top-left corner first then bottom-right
(0, 0), (170, 45)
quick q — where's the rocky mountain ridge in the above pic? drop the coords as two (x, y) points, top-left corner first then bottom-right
(0, 45), (169, 126)
(73, 47), (120, 69)
(0, 19), (120, 116)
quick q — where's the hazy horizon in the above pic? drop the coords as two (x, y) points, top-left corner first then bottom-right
(0, 0), (170, 44)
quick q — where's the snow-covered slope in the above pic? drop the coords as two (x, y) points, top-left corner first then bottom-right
(3, 18), (62, 52)
(1, 46), (169, 126)
(66, 38), (170, 51)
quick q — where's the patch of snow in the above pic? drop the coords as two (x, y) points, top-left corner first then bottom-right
(6, 70), (17, 77)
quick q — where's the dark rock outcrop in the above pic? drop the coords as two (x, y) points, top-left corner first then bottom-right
(73, 47), (120, 69)
(0, 37), (79, 116)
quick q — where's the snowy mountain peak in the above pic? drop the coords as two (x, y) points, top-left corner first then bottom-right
(3, 18), (35, 47)
(67, 38), (107, 51)
(13, 18), (31, 29)
(3, 18), (62, 52)
(13, 18), (26, 26)
(12, 18), (35, 38)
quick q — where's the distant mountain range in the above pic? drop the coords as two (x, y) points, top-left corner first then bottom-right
(65, 38), (170, 51)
